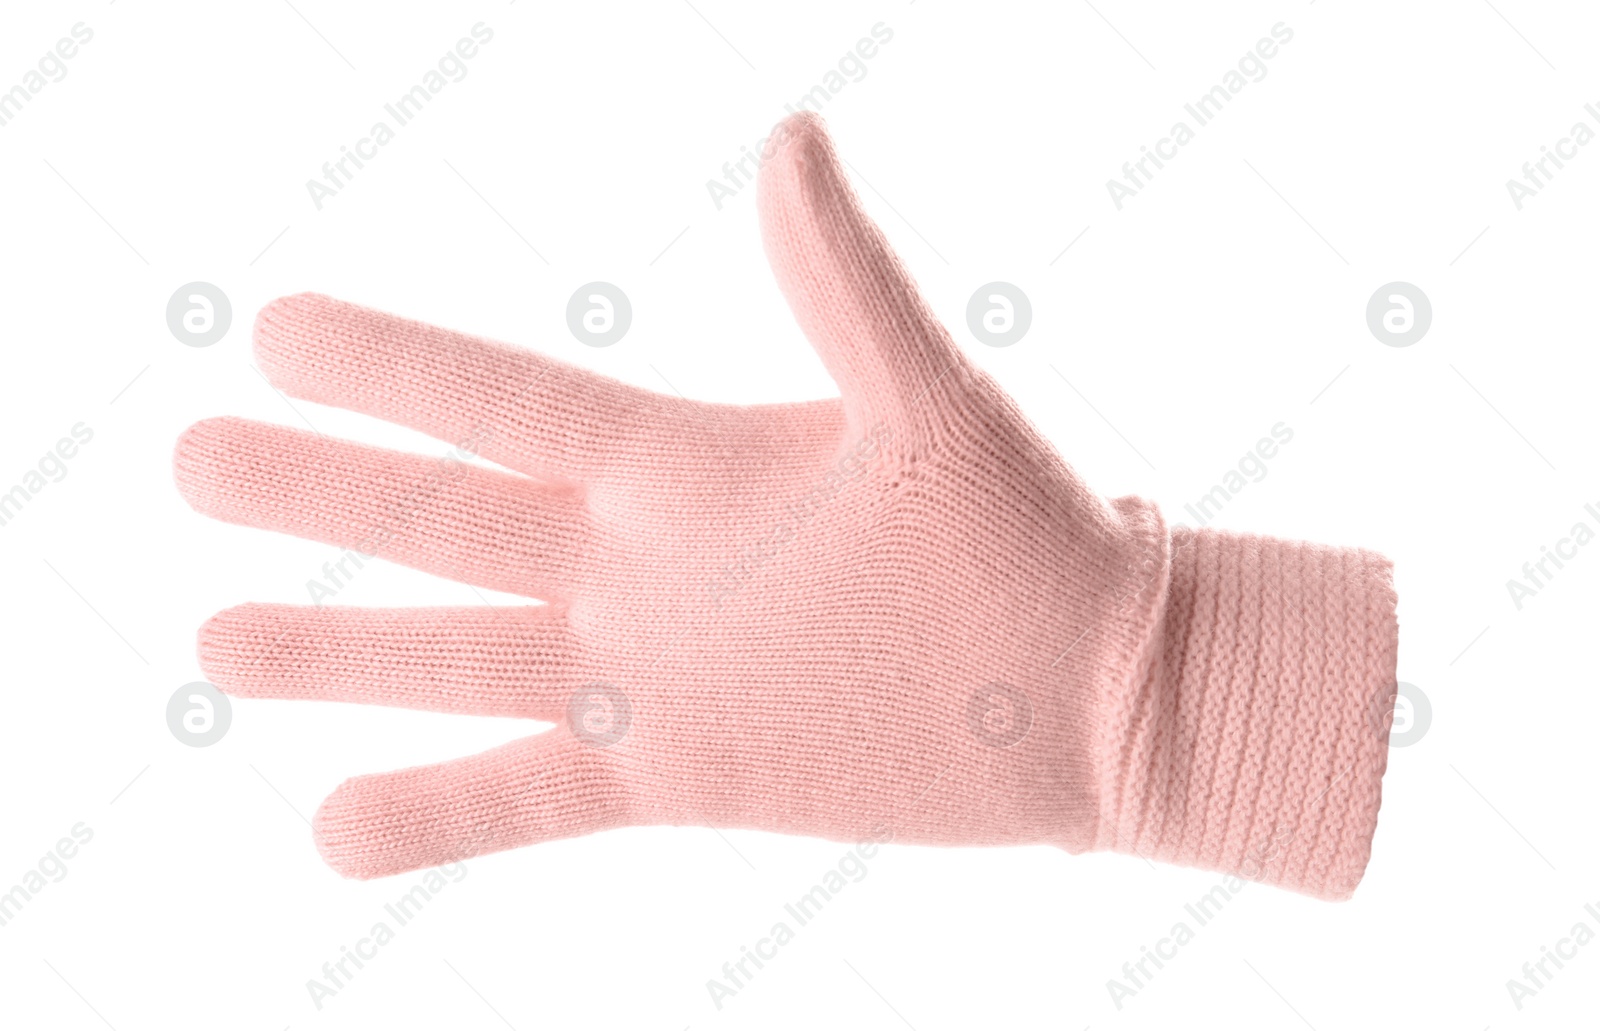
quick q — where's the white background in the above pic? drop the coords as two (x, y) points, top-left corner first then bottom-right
(1, 1), (1596, 1028)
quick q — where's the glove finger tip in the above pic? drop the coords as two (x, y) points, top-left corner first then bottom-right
(196, 603), (280, 695)
(253, 292), (339, 386)
(172, 416), (249, 514)
(313, 778), (405, 880)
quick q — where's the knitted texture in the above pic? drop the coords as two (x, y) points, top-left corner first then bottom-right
(174, 111), (1399, 899)
(1100, 528), (1398, 898)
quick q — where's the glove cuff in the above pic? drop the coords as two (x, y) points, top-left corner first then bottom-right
(1098, 525), (1400, 900)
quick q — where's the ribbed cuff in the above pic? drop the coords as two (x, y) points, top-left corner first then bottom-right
(1098, 526), (1400, 900)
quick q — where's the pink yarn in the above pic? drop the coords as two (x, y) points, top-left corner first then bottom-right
(175, 112), (1398, 899)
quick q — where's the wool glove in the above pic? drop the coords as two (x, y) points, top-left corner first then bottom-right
(175, 112), (1399, 899)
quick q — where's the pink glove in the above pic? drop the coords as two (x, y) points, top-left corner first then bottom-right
(175, 112), (1398, 900)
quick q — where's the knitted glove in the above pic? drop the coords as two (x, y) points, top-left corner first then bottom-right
(175, 112), (1399, 899)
